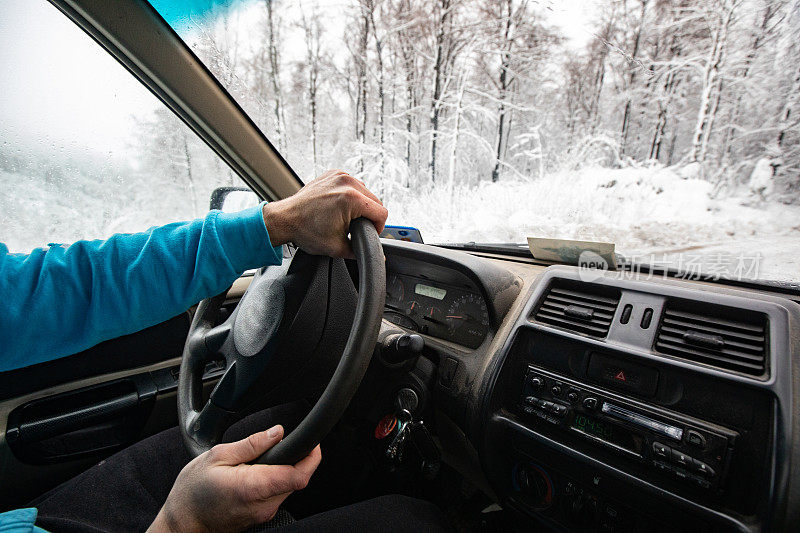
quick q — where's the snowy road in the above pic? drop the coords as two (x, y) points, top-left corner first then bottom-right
(640, 235), (800, 283)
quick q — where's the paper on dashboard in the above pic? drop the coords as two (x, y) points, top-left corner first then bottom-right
(527, 237), (617, 269)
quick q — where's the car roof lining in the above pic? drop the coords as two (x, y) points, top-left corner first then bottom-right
(47, 0), (303, 202)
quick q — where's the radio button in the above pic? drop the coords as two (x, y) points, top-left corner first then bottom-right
(524, 396), (538, 406)
(566, 390), (580, 403)
(691, 459), (715, 478)
(530, 376), (545, 391)
(548, 403), (568, 417)
(583, 397), (599, 410)
(686, 430), (706, 449)
(536, 398), (549, 410)
(652, 442), (671, 459)
(671, 449), (692, 467)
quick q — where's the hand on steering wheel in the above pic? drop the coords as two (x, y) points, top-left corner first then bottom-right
(149, 425), (321, 533)
(178, 170), (387, 465)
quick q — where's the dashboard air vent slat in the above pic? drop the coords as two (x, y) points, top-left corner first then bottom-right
(533, 280), (621, 338)
(539, 303), (613, 323)
(655, 303), (768, 377)
(658, 323), (764, 346)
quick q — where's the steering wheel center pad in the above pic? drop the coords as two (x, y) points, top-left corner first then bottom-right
(234, 279), (285, 357)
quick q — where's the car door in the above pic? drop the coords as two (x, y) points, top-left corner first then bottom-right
(0, 0), (266, 509)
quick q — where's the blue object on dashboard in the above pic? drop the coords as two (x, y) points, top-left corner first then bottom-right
(380, 225), (424, 244)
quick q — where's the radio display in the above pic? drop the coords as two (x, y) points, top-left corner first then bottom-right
(570, 413), (643, 455)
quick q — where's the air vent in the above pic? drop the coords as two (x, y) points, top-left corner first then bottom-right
(533, 280), (621, 338)
(655, 301), (768, 377)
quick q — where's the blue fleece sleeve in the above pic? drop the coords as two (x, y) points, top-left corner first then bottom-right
(0, 202), (282, 373)
(0, 508), (48, 533)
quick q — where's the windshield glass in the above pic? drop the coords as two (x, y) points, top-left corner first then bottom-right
(151, 0), (799, 284)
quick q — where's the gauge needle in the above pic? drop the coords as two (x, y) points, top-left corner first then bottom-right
(447, 314), (475, 321)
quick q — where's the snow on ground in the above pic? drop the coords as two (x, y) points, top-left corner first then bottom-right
(385, 165), (800, 283)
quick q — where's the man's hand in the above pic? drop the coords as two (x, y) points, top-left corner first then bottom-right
(262, 170), (388, 258)
(148, 425), (321, 533)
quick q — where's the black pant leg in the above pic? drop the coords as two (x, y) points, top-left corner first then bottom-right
(274, 495), (452, 533)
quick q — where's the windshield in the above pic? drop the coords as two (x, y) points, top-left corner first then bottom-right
(151, 0), (799, 284)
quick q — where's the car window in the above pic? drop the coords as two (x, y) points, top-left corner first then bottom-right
(0, 1), (245, 253)
(151, 0), (800, 284)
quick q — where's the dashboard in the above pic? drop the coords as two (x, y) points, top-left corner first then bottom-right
(378, 239), (800, 533)
(383, 272), (490, 348)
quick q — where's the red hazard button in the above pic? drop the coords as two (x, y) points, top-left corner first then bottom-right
(589, 355), (659, 396)
(374, 414), (397, 439)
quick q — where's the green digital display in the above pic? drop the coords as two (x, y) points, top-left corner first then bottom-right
(570, 413), (643, 454)
(572, 414), (613, 440)
(415, 283), (446, 300)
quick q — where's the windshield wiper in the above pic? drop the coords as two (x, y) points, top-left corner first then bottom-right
(434, 242), (532, 258)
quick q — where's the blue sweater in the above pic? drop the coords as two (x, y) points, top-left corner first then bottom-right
(0, 203), (283, 531)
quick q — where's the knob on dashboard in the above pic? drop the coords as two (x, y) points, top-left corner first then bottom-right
(381, 333), (424, 364)
(513, 463), (553, 510)
(530, 376), (545, 390)
(583, 397), (599, 410)
(566, 391), (580, 403)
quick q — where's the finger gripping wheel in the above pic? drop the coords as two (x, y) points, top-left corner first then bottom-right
(177, 217), (385, 465)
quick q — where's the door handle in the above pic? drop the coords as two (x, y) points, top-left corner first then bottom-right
(12, 391), (139, 444)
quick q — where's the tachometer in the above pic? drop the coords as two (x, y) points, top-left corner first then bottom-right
(446, 293), (489, 348)
(386, 274), (405, 308)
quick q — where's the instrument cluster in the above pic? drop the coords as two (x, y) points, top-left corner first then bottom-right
(383, 272), (490, 349)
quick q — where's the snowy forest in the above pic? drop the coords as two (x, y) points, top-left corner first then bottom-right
(2, 0), (799, 281)
(172, 0), (800, 193)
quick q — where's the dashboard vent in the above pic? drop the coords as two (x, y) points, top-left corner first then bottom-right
(533, 280), (621, 338)
(655, 301), (768, 377)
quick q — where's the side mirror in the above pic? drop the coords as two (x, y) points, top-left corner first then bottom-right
(210, 186), (261, 212)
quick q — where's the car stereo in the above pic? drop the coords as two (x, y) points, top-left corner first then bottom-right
(519, 366), (737, 492)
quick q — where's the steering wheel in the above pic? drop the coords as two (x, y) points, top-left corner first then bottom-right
(177, 218), (385, 465)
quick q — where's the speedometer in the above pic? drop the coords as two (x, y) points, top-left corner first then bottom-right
(446, 293), (489, 348)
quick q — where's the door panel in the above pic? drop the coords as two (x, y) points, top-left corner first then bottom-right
(0, 313), (191, 402)
(0, 299), (236, 509)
